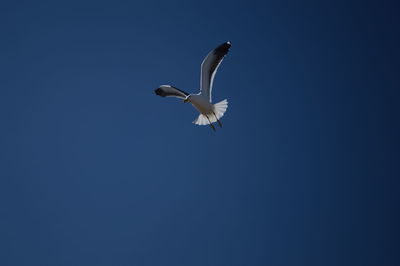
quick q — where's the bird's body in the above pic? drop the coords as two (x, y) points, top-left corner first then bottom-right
(187, 94), (214, 114)
(154, 42), (231, 131)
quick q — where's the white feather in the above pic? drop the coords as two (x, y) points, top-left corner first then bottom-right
(193, 99), (228, 125)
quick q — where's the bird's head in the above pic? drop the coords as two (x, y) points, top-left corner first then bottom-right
(183, 95), (190, 103)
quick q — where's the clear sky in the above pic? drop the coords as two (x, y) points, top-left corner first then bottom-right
(1, 0), (399, 265)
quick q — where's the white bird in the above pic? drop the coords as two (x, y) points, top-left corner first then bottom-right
(154, 42), (231, 131)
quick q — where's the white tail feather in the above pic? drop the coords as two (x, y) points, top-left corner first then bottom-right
(193, 99), (228, 125)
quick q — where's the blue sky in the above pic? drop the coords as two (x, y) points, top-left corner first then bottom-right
(0, 0), (399, 265)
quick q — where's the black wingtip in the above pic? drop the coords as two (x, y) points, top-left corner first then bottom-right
(214, 41), (231, 55)
(154, 88), (165, 97)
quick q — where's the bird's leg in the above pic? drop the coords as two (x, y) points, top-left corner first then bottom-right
(205, 115), (216, 131)
(212, 111), (222, 128)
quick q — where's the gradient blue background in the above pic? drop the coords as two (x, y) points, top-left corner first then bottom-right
(1, 0), (399, 265)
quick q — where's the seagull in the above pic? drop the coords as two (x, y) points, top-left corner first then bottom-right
(154, 42), (231, 131)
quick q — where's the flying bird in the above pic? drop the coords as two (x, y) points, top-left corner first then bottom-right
(154, 42), (231, 131)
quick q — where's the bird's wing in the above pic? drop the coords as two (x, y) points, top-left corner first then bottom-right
(200, 41), (231, 102)
(154, 85), (189, 99)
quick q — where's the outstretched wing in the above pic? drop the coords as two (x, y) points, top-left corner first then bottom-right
(200, 41), (231, 102)
(154, 85), (189, 99)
